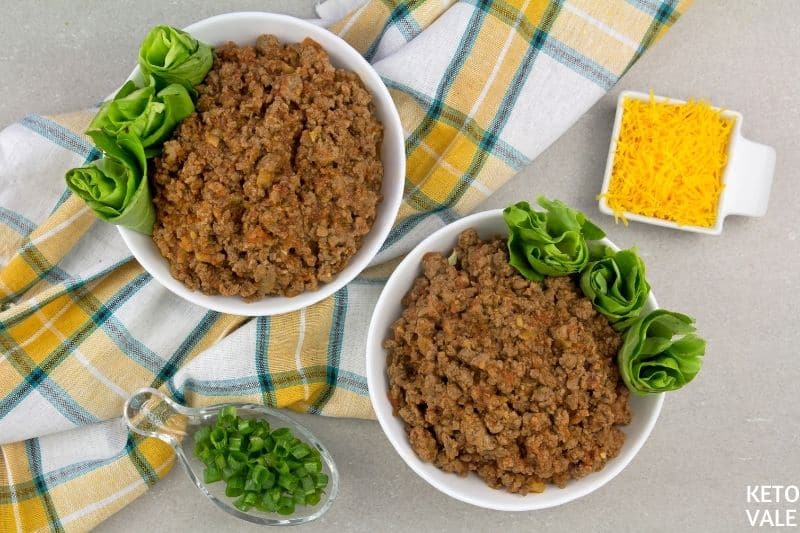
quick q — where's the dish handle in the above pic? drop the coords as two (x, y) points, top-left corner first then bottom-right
(722, 136), (776, 217)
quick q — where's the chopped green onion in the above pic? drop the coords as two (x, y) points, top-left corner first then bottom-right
(228, 436), (243, 452)
(210, 427), (227, 449)
(248, 436), (264, 454)
(219, 405), (237, 423)
(192, 408), (329, 517)
(225, 484), (243, 498)
(267, 487), (281, 504)
(229, 451), (249, 472)
(272, 428), (292, 443)
(214, 453), (227, 471)
(304, 460), (321, 474)
(203, 466), (222, 484)
(250, 465), (267, 484)
(233, 491), (257, 512)
(262, 469), (276, 489)
(291, 444), (310, 460)
(194, 426), (211, 444)
(277, 497), (294, 515)
(278, 473), (297, 491)
(266, 452), (281, 468)
(253, 422), (269, 438)
(244, 478), (261, 492)
(238, 419), (254, 435)
(257, 494), (276, 513)
(195, 445), (213, 466)
(300, 476), (314, 494)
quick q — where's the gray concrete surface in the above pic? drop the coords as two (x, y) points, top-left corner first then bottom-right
(2, 1), (799, 532)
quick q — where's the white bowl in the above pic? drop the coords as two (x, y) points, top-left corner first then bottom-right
(366, 209), (664, 511)
(598, 90), (776, 235)
(117, 12), (405, 316)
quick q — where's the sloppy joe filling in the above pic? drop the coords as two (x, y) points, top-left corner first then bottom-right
(152, 35), (383, 299)
(384, 229), (631, 494)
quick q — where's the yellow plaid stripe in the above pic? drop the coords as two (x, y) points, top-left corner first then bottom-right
(0, 198), (95, 302)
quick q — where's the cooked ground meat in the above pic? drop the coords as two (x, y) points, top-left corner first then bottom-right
(384, 229), (631, 494)
(152, 35), (383, 299)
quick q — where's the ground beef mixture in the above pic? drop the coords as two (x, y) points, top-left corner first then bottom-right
(384, 229), (631, 494)
(152, 35), (383, 299)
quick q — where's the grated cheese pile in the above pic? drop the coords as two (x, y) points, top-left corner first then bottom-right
(603, 94), (734, 228)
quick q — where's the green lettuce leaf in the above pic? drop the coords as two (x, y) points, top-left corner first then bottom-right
(580, 245), (651, 329)
(138, 25), (213, 93)
(65, 132), (155, 235)
(87, 77), (194, 157)
(502, 197), (606, 280)
(618, 310), (705, 395)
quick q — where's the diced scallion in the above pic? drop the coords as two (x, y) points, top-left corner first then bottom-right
(193, 409), (327, 516)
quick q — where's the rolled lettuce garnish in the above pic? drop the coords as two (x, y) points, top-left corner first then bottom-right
(503, 197), (605, 280)
(87, 77), (194, 157)
(618, 310), (705, 395)
(65, 132), (155, 235)
(139, 25), (213, 92)
(580, 245), (650, 329)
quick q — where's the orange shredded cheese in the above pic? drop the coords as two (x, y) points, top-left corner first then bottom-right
(602, 92), (734, 228)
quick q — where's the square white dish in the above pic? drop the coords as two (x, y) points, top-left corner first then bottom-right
(598, 90), (776, 235)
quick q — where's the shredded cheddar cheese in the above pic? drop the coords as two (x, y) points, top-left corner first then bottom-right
(602, 93), (734, 228)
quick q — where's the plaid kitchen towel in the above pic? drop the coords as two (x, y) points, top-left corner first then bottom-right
(0, 0), (690, 530)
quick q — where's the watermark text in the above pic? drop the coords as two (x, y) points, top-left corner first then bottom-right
(747, 485), (799, 527)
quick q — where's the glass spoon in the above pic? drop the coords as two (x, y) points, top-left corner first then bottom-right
(123, 387), (339, 526)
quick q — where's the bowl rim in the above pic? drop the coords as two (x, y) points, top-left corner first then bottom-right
(365, 207), (664, 511)
(116, 11), (406, 316)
